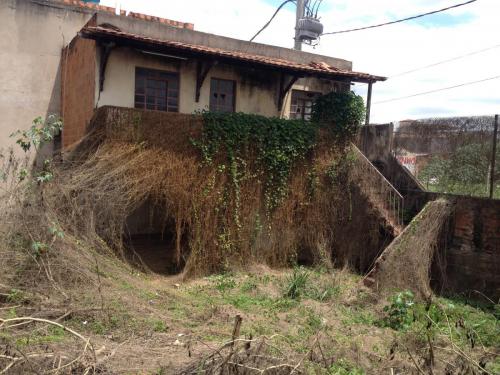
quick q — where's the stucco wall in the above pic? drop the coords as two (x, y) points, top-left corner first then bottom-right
(96, 46), (338, 118)
(0, 0), (94, 152)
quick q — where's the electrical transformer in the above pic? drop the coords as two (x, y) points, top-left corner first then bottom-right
(297, 17), (324, 43)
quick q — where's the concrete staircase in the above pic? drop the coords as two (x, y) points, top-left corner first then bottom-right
(350, 144), (405, 236)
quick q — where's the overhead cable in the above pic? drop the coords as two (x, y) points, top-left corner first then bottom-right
(391, 43), (500, 78)
(374, 74), (500, 104)
(321, 0), (478, 35)
(250, 0), (295, 42)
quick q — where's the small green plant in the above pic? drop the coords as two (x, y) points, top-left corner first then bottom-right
(150, 319), (168, 333)
(6, 289), (26, 304)
(380, 291), (415, 331)
(210, 273), (236, 293)
(31, 241), (49, 257)
(240, 278), (258, 293)
(306, 284), (340, 302)
(283, 267), (310, 299)
(328, 359), (365, 375)
(485, 357), (500, 374)
(10, 115), (62, 152)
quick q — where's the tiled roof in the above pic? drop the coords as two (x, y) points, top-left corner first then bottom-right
(80, 26), (386, 83)
(56, 1), (194, 29)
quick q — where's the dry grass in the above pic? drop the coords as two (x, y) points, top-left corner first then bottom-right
(1, 108), (496, 374)
(366, 198), (455, 300)
(34, 107), (387, 278)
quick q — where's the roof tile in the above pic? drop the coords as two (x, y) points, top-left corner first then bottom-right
(80, 26), (386, 82)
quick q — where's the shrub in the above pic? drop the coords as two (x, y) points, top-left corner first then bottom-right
(311, 91), (365, 143)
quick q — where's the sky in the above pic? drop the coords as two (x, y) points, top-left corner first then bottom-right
(100, 0), (500, 123)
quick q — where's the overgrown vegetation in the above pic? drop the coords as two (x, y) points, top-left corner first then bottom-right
(419, 142), (500, 198)
(194, 111), (317, 212)
(22, 97), (371, 278)
(311, 91), (366, 142)
(2, 101), (498, 373)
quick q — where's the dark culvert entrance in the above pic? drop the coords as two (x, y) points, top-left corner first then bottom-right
(123, 200), (188, 275)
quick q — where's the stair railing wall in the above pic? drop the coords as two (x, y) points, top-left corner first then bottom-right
(350, 144), (404, 228)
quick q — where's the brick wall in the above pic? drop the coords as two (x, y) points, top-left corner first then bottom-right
(437, 196), (500, 300)
(408, 193), (500, 301)
(61, 36), (96, 149)
(56, 1), (194, 29)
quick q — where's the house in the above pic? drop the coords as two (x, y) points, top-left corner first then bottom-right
(61, 15), (386, 149)
(1, 0), (386, 153)
(0, 0), (193, 154)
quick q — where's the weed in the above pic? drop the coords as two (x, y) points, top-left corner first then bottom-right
(16, 325), (66, 347)
(240, 278), (258, 292)
(140, 290), (159, 301)
(119, 280), (134, 291)
(6, 289), (26, 303)
(89, 320), (106, 335)
(6, 307), (18, 319)
(307, 284), (340, 302)
(341, 307), (376, 326)
(149, 319), (168, 333)
(209, 273), (236, 293)
(485, 357), (500, 374)
(327, 359), (365, 375)
(380, 291), (415, 331)
(283, 267), (310, 299)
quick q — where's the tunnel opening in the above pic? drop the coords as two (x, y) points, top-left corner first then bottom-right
(123, 199), (189, 275)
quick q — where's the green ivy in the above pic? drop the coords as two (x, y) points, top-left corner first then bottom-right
(311, 91), (365, 142)
(193, 112), (317, 213)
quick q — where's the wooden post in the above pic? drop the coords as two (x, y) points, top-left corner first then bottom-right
(489, 114), (498, 199)
(231, 314), (242, 348)
(365, 81), (373, 126)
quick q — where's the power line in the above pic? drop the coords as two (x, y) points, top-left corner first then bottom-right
(391, 43), (500, 78)
(321, 0), (478, 36)
(374, 74), (500, 104)
(250, 0), (295, 42)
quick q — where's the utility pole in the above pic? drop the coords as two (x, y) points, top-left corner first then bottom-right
(294, 0), (305, 50)
(489, 114), (498, 199)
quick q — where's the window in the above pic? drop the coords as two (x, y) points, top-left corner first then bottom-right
(135, 67), (179, 112)
(289, 90), (321, 121)
(209, 78), (235, 112)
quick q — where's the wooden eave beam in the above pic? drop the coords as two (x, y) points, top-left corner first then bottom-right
(81, 32), (384, 89)
(99, 41), (115, 92)
(278, 73), (301, 111)
(195, 59), (217, 102)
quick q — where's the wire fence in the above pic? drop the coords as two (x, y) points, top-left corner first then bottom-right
(393, 115), (499, 199)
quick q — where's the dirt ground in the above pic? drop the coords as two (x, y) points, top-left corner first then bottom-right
(1, 261), (498, 374)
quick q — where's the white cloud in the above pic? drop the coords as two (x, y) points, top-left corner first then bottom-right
(101, 0), (500, 123)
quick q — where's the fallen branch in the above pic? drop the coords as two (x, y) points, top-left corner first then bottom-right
(0, 316), (97, 373)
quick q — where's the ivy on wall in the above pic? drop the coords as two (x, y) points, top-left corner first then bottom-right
(194, 112), (317, 213)
(191, 91), (365, 250)
(311, 91), (365, 143)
